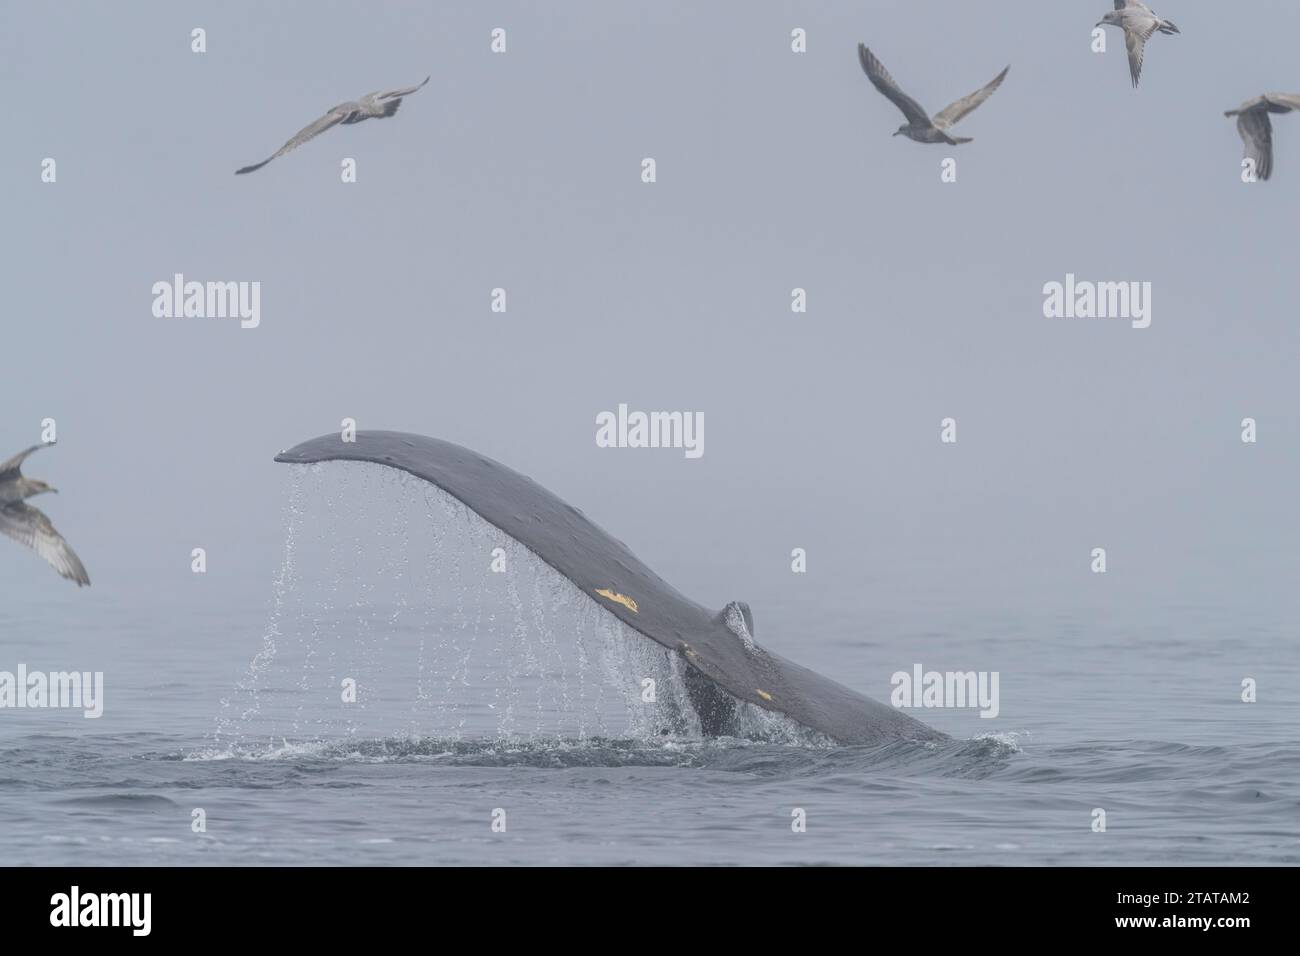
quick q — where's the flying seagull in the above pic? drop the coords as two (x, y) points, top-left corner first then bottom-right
(236, 76), (430, 175)
(1225, 93), (1300, 181)
(1096, 1), (1180, 88)
(857, 44), (1009, 145)
(0, 444), (90, 586)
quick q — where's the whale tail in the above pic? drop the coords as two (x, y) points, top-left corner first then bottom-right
(274, 431), (947, 745)
(717, 601), (755, 642)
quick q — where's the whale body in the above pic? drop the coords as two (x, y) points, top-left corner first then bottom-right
(275, 431), (945, 745)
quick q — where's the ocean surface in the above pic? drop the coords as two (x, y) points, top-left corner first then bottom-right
(1, 465), (1297, 866)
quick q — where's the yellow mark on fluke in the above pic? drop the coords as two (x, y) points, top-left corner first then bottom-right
(755, 689), (773, 702)
(595, 588), (638, 614)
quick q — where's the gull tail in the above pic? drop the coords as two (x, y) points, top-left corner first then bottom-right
(947, 135), (973, 145)
(382, 98), (403, 117)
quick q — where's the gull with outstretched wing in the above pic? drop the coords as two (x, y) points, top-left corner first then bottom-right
(1225, 93), (1300, 181)
(1096, 2), (1180, 88)
(236, 76), (430, 175)
(857, 44), (1008, 146)
(0, 444), (89, 587)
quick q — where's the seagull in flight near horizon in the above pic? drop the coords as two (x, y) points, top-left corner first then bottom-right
(0, 444), (90, 587)
(236, 76), (430, 175)
(1225, 93), (1300, 181)
(857, 44), (1009, 146)
(1096, 2), (1180, 88)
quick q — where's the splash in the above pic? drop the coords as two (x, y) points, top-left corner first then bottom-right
(212, 462), (820, 755)
(970, 731), (1027, 754)
(212, 471), (305, 743)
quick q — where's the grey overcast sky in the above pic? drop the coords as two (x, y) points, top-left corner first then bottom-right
(3, 1), (1298, 625)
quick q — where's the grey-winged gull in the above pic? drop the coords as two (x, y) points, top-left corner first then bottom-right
(1096, 2), (1180, 88)
(236, 76), (430, 175)
(0, 444), (90, 587)
(857, 44), (1009, 146)
(1225, 93), (1300, 181)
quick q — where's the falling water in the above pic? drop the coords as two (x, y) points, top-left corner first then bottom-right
(209, 462), (824, 753)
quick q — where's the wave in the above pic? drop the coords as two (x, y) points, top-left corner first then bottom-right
(180, 729), (1029, 777)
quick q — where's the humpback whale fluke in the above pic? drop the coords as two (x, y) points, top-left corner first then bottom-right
(275, 431), (945, 745)
(0, 443), (90, 587)
(236, 76), (431, 175)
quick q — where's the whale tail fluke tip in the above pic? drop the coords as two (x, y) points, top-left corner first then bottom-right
(718, 600), (755, 640)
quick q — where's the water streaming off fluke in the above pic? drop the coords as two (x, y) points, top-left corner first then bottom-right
(215, 462), (822, 752)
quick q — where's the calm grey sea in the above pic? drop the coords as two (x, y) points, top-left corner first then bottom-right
(1, 466), (1297, 866)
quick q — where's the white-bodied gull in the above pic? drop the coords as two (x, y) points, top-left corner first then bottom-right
(236, 76), (430, 175)
(1096, 2), (1180, 88)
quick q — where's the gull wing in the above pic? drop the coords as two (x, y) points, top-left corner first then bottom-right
(0, 444), (44, 480)
(1226, 95), (1269, 116)
(236, 110), (348, 175)
(376, 76), (430, 101)
(1237, 109), (1275, 181)
(933, 65), (1010, 130)
(1262, 93), (1300, 113)
(857, 44), (931, 127)
(1125, 18), (1161, 88)
(1227, 94), (1300, 117)
(0, 502), (90, 586)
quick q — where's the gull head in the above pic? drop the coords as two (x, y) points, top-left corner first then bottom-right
(28, 479), (56, 496)
(893, 126), (907, 137)
(1097, 12), (1121, 27)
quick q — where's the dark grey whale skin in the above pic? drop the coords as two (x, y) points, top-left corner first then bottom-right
(275, 431), (945, 745)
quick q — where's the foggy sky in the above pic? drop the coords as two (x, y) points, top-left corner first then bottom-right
(4, 1), (1298, 644)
